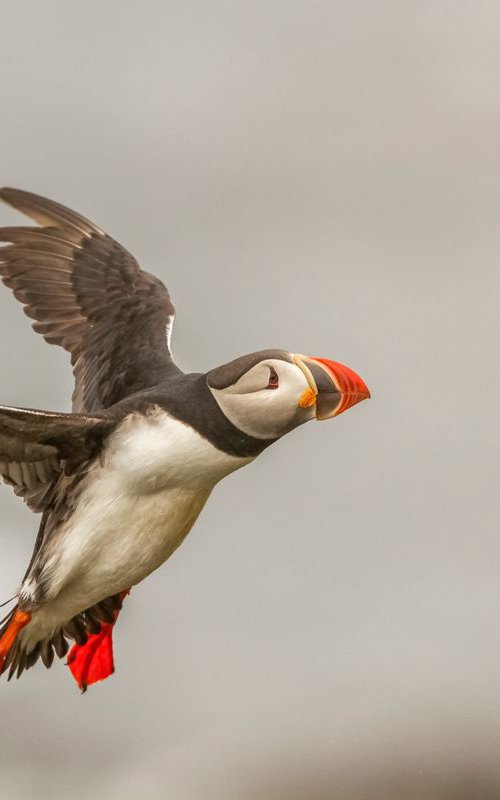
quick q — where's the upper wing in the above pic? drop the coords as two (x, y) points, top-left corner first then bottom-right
(0, 188), (178, 414)
(0, 404), (114, 512)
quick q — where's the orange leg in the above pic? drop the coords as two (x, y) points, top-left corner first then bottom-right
(67, 589), (130, 691)
(0, 610), (31, 669)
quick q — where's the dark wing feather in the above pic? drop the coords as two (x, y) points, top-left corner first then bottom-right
(0, 188), (178, 413)
(0, 404), (114, 512)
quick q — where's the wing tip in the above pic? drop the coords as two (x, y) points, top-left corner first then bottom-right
(0, 187), (42, 213)
(0, 187), (105, 236)
(0, 187), (20, 204)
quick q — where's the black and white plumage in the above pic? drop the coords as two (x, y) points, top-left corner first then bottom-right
(0, 188), (370, 688)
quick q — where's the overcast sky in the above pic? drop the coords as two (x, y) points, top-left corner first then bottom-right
(1, 2), (500, 798)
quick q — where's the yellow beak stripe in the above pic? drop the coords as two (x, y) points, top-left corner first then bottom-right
(299, 387), (317, 409)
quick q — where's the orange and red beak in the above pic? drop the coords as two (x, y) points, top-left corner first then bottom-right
(294, 355), (370, 419)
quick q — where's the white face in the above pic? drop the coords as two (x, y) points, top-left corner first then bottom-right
(209, 358), (316, 439)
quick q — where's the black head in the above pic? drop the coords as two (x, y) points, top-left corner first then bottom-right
(206, 348), (370, 440)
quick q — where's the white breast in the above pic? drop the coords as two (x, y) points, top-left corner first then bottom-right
(107, 406), (253, 491)
(26, 408), (254, 634)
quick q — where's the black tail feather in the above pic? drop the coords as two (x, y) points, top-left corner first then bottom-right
(1, 591), (125, 682)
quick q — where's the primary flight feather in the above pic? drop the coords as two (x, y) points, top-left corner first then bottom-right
(0, 189), (370, 690)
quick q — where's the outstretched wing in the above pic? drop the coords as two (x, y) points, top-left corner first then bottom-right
(0, 404), (114, 512)
(0, 188), (178, 414)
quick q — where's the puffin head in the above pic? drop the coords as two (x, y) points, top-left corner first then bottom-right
(206, 349), (370, 441)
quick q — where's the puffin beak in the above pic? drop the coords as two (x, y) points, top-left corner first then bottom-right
(294, 355), (371, 420)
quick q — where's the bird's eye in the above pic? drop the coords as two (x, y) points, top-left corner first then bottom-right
(267, 366), (279, 389)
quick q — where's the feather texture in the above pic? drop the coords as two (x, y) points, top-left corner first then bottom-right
(0, 188), (178, 414)
(0, 404), (113, 510)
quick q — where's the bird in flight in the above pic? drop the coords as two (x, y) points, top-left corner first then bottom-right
(0, 189), (370, 690)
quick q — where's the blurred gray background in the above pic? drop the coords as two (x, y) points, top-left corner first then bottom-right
(1, 2), (499, 798)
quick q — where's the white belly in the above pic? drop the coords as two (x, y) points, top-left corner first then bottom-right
(23, 408), (253, 640)
(47, 481), (211, 609)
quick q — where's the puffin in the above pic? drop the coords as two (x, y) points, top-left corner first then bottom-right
(0, 188), (370, 690)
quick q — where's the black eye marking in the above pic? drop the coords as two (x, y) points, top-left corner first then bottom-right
(267, 366), (279, 389)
